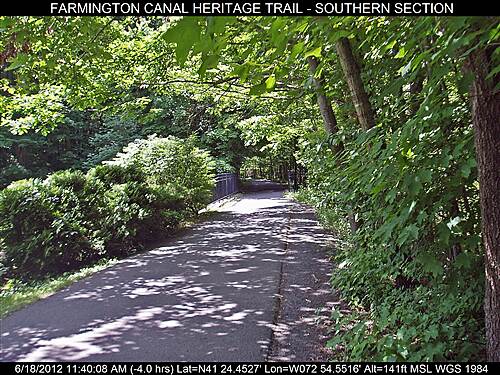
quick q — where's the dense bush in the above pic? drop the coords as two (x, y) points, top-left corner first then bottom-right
(0, 136), (215, 280)
(0, 176), (96, 278)
(298, 116), (484, 360)
(109, 135), (215, 214)
(86, 164), (186, 254)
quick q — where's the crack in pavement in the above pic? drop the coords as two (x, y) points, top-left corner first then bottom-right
(267, 200), (340, 362)
(266, 208), (291, 361)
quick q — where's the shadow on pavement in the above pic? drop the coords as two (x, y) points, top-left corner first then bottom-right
(0, 191), (340, 362)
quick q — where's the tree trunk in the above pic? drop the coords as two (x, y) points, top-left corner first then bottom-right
(465, 46), (500, 361)
(335, 37), (375, 130)
(307, 56), (339, 135)
(307, 55), (358, 230)
(334, 38), (376, 232)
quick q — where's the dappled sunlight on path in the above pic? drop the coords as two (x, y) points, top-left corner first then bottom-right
(0, 190), (338, 362)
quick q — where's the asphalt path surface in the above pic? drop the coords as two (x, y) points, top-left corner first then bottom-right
(1, 186), (337, 362)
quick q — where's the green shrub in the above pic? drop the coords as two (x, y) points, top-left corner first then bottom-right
(109, 135), (215, 213)
(0, 136), (215, 280)
(0, 158), (31, 189)
(214, 157), (236, 173)
(327, 243), (484, 361)
(299, 118), (484, 360)
(86, 164), (185, 251)
(0, 176), (95, 279)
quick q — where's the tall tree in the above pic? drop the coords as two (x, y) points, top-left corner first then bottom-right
(335, 37), (375, 130)
(306, 56), (339, 136)
(465, 45), (500, 361)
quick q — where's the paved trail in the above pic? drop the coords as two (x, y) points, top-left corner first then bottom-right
(1, 189), (338, 362)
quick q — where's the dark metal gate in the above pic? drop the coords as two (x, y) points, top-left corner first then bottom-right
(212, 173), (239, 202)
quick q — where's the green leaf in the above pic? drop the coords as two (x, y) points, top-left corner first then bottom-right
(384, 39), (397, 52)
(5, 53), (29, 71)
(162, 17), (201, 66)
(397, 224), (419, 246)
(405, 175), (422, 196)
(460, 163), (472, 178)
(463, 157), (477, 177)
(418, 252), (443, 277)
(206, 16), (232, 34)
(486, 62), (500, 81)
(395, 47), (407, 59)
(290, 41), (305, 59)
(198, 53), (219, 77)
(418, 169), (432, 183)
(410, 51), (428, 72)
(265, 75), (276, 91)
(304, 46), (322, 59)
(457, 71), (474, 95)
(438, 223), (451, 246)
(454, 252), (473, 269)
(428, 325), (439, 339)
(231, 63), (251, 82)
(249, 82), (267, 96)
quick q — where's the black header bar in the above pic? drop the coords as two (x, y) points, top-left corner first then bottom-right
(0, 1), (497, 16)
